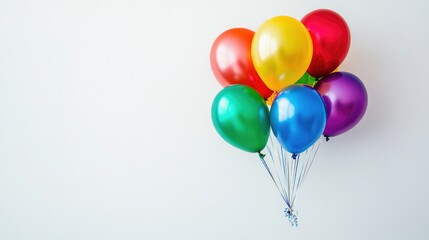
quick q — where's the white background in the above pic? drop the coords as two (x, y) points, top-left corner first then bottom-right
(1, 0), (428, 239)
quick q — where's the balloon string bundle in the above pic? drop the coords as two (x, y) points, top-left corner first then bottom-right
(258, 134), (321, 226)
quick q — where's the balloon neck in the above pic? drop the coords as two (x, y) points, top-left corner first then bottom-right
(324, 135), (330, 142)
(292, 153), (298, 159)
(258, 151), (266, 159)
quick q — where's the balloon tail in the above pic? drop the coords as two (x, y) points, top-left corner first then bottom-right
(284, 207), (298, 227)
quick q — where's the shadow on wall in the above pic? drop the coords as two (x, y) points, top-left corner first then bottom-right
(338, 35), (389, 143)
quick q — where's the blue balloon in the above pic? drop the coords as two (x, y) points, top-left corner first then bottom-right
(270, 85), (326, 154)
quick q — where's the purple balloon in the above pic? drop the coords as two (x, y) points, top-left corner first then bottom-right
(314, 72), (368, 137)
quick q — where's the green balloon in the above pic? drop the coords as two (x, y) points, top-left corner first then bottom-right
(211, 85), (270, 152)
(296, 72), (316, 87)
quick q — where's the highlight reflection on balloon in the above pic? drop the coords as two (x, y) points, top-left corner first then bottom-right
(252, 16), (313, 91)
(211, 85), (270, 152)
(270, 85), (326, 154)
(210, 28), (273, 98)
(314, 72), (368, 137)
(302, 9), (351, 78)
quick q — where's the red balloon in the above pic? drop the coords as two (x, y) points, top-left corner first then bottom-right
(302, 9), (351, 78)
(210, 28), (273, 98)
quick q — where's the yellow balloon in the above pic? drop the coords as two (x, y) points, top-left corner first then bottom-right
(252, 16), (313, 91)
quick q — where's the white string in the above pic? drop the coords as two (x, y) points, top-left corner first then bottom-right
(258, 131), (322, 226)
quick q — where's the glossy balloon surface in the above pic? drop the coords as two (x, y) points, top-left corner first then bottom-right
(252, 16), (313, 91)
(270, 85), (326, 154)
(302, 9), (350, 78)
(212, 85), (270, 152)
(210, 28), (273, 98)
(314, 72), (368, 137)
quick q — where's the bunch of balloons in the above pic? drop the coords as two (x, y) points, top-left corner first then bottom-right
(211, 9), (368, 156)
(210, 9), (368, 225)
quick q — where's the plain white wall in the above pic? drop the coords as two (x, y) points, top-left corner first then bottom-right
(1, 0), (428, 239)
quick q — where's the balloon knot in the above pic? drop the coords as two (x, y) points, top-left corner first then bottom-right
(292, 153), (298, 159)
(325, 135), (330, 142)
(258, 151), (266, 159)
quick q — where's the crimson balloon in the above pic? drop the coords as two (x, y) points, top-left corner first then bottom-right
(210, 28), (273, 98)
(302, 9), (351, 78)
